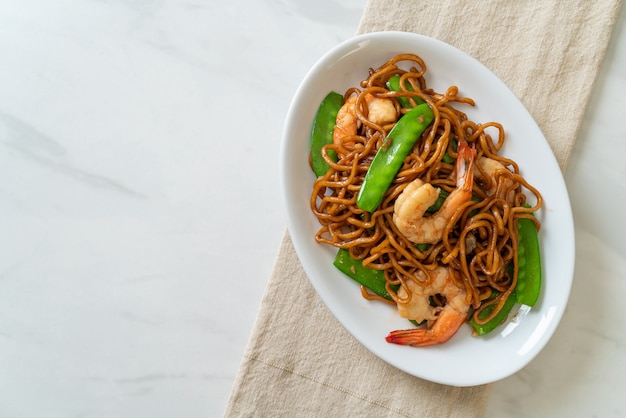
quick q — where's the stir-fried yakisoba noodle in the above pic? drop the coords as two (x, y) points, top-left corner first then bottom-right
(310, 53), (543, 347)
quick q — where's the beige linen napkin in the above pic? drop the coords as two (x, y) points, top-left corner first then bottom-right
(225, 1), (621, 417)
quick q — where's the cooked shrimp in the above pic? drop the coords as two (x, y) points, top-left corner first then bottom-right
(333, 93), (396, 145)
(393, 141), (476, 244)
(386, 266), (469, 347)
(474, 156), (513, 197)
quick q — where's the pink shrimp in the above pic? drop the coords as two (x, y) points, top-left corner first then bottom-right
(386, 266), (469, 347)
(332, 93), (396, 145)
(393, 141), (476, 244)
(474, 156), (515, 197)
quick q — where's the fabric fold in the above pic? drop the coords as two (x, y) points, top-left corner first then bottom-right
(357, 0), (621, 173)
(225, 1), (622, 416)
(225, 232), (492, 418)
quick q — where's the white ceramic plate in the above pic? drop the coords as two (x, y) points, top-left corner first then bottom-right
(280, 32), (575, 386)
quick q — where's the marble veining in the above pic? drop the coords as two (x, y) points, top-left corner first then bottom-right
(0, 1), (625, 417)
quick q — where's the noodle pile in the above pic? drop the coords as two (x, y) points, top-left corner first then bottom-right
(310, 54), (542, 326)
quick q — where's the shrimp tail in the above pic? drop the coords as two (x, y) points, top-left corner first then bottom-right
(385, 309), (467, 347)
(455, 140), (476, 192)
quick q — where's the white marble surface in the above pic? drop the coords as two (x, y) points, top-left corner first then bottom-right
(0, 1), (624, 417)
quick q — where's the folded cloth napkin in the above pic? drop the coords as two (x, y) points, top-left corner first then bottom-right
(224, 1), (621, 417)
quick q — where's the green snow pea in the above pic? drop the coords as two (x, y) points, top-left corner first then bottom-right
(333, 248), (395, 300)
(334, 249), (424, 326)
(356, 103), (435, 212)
(425, 186), (479, 216)
(442, 138), (457, 164)
(426, 189), (450, 214)
(470, 290), (517, 336)
(386, 74), (425, 108)
(310, 91), (343, 177)
(470, 213), (542, 336)
(516, 216), (542, 306)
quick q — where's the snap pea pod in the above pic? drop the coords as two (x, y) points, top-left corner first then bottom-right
(386, 74), (425, 108)
(356, 103), (435, 212)
(310, 91), (343, 177)
(426, 189), (450, 214)
(470, 290), (517, 336)
(334, 249), (423, 326)
(333, 248), (395, 300)
(442, 138), (457, 164)
(442, 152), (455, 164)
(425, 187), (479, 215)
(516, 216), (542, 306)
(470, 214), (542, 335)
